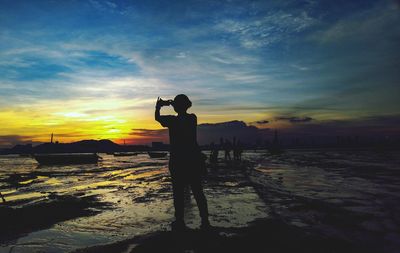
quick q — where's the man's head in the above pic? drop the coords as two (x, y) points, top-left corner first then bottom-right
(173, 94), (192, 113)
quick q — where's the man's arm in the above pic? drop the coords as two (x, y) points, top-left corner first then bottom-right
(155, 97), (173, 127)
(192, 113), (199, 146)
(155, 97), (162, 123)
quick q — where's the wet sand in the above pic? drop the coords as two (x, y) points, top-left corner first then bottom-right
(0, 195), (110, 243)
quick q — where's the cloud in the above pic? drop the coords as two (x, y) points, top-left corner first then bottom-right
(88, 0), (118, 12)
(276, 116), (313, 123)
(130, 128), (168, 139)
(129, 128), (169, 144)
(310, 2), (399, 45)
(176, 52), (187, 58)
(0, 135), (37, 148)
(255, 120), (269, 125)
(279, 114), (400, 138)
(214, 10), (316, 48)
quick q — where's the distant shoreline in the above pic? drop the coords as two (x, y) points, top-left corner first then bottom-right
(1, 147), (399, 155)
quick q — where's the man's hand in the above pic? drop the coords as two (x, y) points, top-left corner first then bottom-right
(156, 97), (162, 109)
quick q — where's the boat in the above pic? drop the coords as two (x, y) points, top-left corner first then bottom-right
(147, 152), (168, 158)
(113, 152), (138, 157)
(34, 153), (101, 165)
(19, 153), (32, 157)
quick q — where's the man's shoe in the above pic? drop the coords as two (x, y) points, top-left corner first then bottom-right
(171, 220), (187, 231)
(200, 219), (212, 231)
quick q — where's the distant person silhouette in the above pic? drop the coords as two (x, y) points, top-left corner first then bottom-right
(233, 137), (243, 161)
(237, 140), (243, 161)
(233, 137), (238, 160)
(224, 138), (232, 161)
(209, 142), (219, 164)
(155, 94), (210, 230)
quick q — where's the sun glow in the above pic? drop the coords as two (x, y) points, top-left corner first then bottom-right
(0, 97), (158, 144)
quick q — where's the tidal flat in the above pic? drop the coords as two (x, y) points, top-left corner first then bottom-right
(0, 150), (399, 253)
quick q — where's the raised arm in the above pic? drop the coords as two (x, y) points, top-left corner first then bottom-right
(155, 97), (162, 123)
(155, 97), (174, 127)
(193, 113), (199, 145)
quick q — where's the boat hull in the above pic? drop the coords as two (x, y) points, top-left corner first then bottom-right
(147, 152), (168, 158)
(113, 152), (138, 157)
(34, 154), (100, 165)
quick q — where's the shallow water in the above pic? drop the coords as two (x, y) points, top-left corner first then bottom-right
(0, 152), (267, 252)
(0, 150), (399, 253)
(250, 149), (400, 253)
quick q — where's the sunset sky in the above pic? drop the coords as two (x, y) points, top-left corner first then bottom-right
(0, 0), (399, 147)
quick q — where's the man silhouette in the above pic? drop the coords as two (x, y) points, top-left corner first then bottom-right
(155, 94), (210, 230)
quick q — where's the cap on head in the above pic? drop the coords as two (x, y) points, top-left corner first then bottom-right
(173, 94), (192, 111)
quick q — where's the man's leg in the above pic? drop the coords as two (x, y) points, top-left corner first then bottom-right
(190, 179), (209, 225)
(171, 177), (185, 222)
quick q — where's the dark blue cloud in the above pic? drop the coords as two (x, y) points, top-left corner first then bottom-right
(73, 50), (139, 72)
(0, 56), (71, 81)
(256, 120), (270, 124)
(276, 116), (313, 123)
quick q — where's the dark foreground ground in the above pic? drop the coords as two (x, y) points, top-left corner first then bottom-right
(72, 220), (377, 253)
